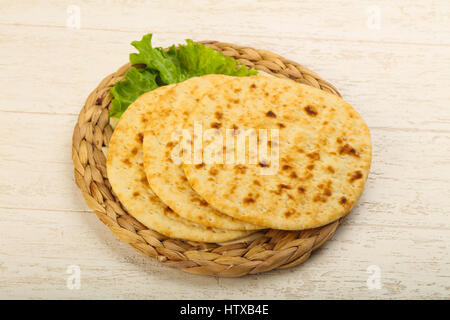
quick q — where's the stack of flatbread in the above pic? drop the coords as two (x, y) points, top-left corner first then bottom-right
(106, 74), (371, 243)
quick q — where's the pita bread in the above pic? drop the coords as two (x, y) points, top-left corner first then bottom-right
(106, 85), (253, 242)
(141, 77), (263, 231)
(158, 75), (372, 230)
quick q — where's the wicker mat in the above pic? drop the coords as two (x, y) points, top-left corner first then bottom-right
(72, 41), (344, 277)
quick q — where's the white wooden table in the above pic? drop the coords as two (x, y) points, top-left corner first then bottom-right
(0, 0), (449, 299)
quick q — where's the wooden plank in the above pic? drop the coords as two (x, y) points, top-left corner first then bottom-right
(0, 208), (447, 299)
(0, 0), (449, 45)
(0, 0), (448, 300)
(0, 25), (449, 131)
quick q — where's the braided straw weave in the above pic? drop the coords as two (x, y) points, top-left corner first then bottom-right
(72, 41), (343, 277)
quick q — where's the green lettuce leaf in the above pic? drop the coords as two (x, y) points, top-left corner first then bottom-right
(130, 34), (186, 84)
(109, 34), (257, 118)
(109, 67), (158, 118)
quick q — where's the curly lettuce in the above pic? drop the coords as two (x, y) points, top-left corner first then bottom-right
(109, 34), (257, 118)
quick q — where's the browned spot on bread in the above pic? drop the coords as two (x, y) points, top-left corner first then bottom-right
(307, 152), (320, 161)
(290, 172), (298, 178)
(277, 123), (286, 129)
(298, 186), (306, 194)
(149, 195), (160, 203)
(243, 196), (255, 204)
(307, 164), (315, 170)
(324, 188), (332, 197)
(141, 115), (148, 123)
(132, 191), (140, 197)
(284, 210), (296, 218)
(209, 167), (218, 176)
(274, 184), (292, 195)
(191, 197), (208, 207)
(266, 110), (276, 118)
(296, 147), (304, 153)
(304, 105), (318, 116)
(234, 165), (247, 174)
(336, 137), (343, 144)
(318, 180), (332, 190)
(164, 206), (173, 213)
(131, 147), (138, 156)
(215, 111), (223, 120)
(349, 170), (363, 182)
(340, 197), (347, 205)
(122, 158), (132, 166)
(270, 94), (279, 104)
(282, 165), (291, 170)
(233, 99), (240, 104)
(140, 176), (149, 187)
(250, 83), (257, 89)
(166, 141), (175, 148)
(253, 180), (261, 186)
(279, 184), (292, 190)
(234, 88), (242, 93)
(281, 155), (293, 163)
(327, 165), (335, 174)
(211, 122), (222, 129)
(259, 161), (268, 167)
(339, 144), (360, 157)
(136, 133), (144, 144)
(195, 163), (205, 169)
(313, 194), (327, 203)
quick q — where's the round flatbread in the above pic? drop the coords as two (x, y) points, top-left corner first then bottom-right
(106, 85), (253, 242)
(162, 75), (372, 230)
(142, 76), (263, 231)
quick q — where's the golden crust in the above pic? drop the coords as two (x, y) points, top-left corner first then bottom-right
(106, 85), (254, 242)
(141, 76), (264, 231)
(168, 75), (372, 230)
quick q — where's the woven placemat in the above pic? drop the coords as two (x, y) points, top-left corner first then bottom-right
(72, 41), (344, 277)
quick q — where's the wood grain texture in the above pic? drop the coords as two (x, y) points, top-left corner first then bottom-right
(0, 0), (449, 299)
